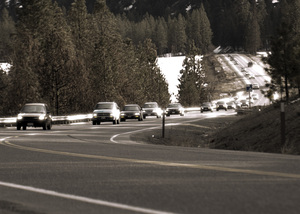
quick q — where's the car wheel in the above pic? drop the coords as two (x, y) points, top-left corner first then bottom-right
(43, 123), (47, 130)
(23, 125), (26, 130)
(97, 121), (101, 125)
(92, 121), (96, 125)
(143, 115), (146, 119)
(17, 125), (21, 130)
(117, 118), (120, 124)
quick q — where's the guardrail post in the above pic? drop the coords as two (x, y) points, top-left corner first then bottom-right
(281, 102), (285, 146)
(162, 111), (165, 138)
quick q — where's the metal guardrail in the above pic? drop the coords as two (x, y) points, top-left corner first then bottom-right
(0, 114), (93, 128)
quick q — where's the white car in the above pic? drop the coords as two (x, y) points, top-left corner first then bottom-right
(142, 102), (162, 118)
(92, 102), (121, 125)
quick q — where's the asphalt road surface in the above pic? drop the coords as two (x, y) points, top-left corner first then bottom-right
(1, 112), (300, 214)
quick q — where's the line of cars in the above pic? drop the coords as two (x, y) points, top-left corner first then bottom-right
(91, 101), (186, 125)
(15, 101), (186, 130)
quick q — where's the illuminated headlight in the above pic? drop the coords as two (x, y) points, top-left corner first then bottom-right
(134, 113), (140, 116)
(121, 113), (125, 116)
(39, 114), (46, 120)
(93, 113), (97, 117)
(17, 114), (23, 120)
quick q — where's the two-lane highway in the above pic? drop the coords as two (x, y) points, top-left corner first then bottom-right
(1, 112), (300, 214)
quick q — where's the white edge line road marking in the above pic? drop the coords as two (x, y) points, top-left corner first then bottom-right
(0, 181), (175, 214)
(109, 114), (234, 144)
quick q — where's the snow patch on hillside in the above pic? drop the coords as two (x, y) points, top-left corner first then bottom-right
(157, 56), (185, 102)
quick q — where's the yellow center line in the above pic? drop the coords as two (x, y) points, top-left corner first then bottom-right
(1, 140), (300, 179)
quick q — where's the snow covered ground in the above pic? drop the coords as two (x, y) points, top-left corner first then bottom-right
(157, 56), (185, 102)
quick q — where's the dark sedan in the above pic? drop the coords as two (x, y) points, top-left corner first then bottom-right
(200, 102), (213, 113)
(120, 104), (144, 121)
(166, 103), (185, 116)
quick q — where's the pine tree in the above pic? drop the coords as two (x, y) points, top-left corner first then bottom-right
(177, 42), (206, 106)
(0, 7), (15, 62)
(244, 1), (261, 54)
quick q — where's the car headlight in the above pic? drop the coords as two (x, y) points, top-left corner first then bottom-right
(134, 113), (140, 116)
(93, 113), (97, 117)
(39, 114), (46, 120)
(121, 113), (125, 116)
(17, 114), (23, 120)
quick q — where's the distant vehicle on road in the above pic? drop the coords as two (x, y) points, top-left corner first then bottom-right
(142, 102), (162, 118)
(120, 104), (143, 121)
(200, 102), (213, 113)
(238, 100), (249, 108)
(252, 83), (260, 89)
(166, 103), (185, 116)
(252, 93), (259, 100)
(216, 101), (227, 111)
(226, 102), (236, 110)
(16, 103), (52, 130)
(92, 102), (120, 125)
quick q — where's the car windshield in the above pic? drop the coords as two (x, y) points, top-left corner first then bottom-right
(95, 103), (113, 109)
(168, 104), (180, 108)
(124, 106), (139, 111)
(217, 101), (225, 104)
(21, 105), (45, 113)
(202, 103), (210, 106)
(143, 104), (157, 108)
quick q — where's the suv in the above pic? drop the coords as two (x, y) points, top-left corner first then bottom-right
(142, 102), (162, 119)
(216, 101), (228, 111)
(92, 102), (120, 125)
(16, 103), (52, 130)
(200, 102), (213, 113)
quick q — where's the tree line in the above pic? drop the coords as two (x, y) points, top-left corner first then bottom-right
(0, 0), (170, 116)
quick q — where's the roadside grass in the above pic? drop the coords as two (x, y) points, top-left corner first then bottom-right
(131, 101), (300, 155)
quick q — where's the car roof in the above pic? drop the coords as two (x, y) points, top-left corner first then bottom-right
(97, 102), (115, 104)
(144, 102), (158, 104)
(24, 103), (46, 106)
(124, 104), (140, 107)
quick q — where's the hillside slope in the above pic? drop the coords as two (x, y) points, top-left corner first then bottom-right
(210, 100), (300, 155)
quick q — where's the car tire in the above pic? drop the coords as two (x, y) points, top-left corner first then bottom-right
(23, 125), (26, 130)
(117, 118), (120, 124)
(92, 121), (96, 125)
(43, 123), (47, 130)
(17, 125), (21, 130)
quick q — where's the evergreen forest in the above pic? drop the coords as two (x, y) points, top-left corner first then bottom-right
(0, 0), (300, 115)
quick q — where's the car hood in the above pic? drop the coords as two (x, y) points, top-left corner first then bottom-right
(19, 113), (45, 117)
(93, 109), (113, 113)
(121, 110), (139, 114)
